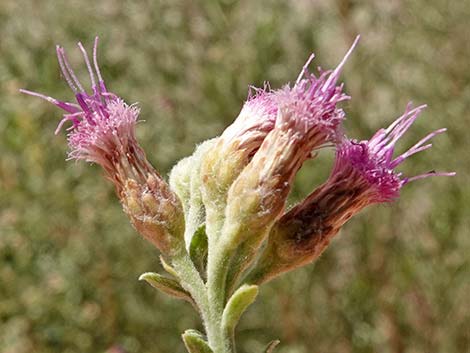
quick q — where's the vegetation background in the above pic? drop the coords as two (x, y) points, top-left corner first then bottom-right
(1, 1), (468, 352)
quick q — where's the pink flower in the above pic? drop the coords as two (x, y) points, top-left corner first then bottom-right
(272, 36), (359, 146)
(215, 35), (360, 169)
(220, 84), (277, 155)
(249, 103), (455, 284)
(20, 37), (139, 173)
(21, 38), (185, 254)
(334, 103), (455, 204)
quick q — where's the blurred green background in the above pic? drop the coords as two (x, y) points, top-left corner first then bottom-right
(1, 1), (469, 352)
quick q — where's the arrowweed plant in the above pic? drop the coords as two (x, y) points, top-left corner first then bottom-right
(21, 36), (454, 353)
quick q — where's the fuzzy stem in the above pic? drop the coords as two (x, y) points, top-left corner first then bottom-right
(171, 254), (212, 335)
(173, 249), (234, 353)
(206, 242), (235, 353)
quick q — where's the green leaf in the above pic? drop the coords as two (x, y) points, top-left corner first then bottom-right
(264, 340), (280, 353)
(139, 272), (194, 304)
(182, 329), (213, 353)
(222, 284), (259, 334)
(189, 225), (208, 276)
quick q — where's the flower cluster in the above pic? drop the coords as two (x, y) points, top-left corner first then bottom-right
(23, 36), (455, 353)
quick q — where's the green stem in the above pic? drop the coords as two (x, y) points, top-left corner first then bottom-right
(206, 242), (234, 353)
(173, 250), (234, 353)
(171, 253), (211, 333)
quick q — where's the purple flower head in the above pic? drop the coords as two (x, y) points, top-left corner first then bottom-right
(20, 37), (139, 170)
(273, 35), (360, 144)
(250, 103), (455, 285)
(334, 104), (455, 203)
(219, 35), (359, 160)
(21, 38), (186, 254)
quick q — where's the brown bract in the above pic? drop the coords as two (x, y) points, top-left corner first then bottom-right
(102, 142), (185, 255)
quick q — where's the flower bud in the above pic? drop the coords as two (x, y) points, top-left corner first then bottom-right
(21, 38), (185, 255)
(170, 139), (216, 247)
(121, 175), (185, 256)
(200, 87), (278, 238)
